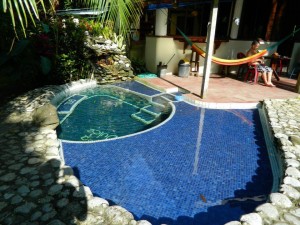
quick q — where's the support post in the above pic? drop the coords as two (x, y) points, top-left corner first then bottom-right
(230, 0), (244, 39)
(155, 9), (168, 36)
(200, 0), (219, 98)
(296, 72), (300, 93)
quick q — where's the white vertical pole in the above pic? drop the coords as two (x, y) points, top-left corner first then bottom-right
(230, 0), (244, 39)
(200, 0), (219, 98)
(155, 9), (168, 36)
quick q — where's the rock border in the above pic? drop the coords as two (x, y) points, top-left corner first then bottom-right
(226, 98), (300, 225)
(0, 80), (150, 225)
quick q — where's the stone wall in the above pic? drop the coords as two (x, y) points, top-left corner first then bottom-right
(85, 35), (135, 84)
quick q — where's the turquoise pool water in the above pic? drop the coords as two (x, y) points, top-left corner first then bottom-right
(56, 86), (171, 141)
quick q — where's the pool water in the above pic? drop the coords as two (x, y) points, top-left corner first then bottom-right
(62, 101), (274, 225)
(56, 86), (171, 141)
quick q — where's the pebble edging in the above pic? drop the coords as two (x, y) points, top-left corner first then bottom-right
(225, 98), (300, 225)
(0, 80), (150, 225)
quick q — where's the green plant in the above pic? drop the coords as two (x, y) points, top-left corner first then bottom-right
(56, 52), (76, 81)
(0, 13), (60, 104)
(49, 16), (92, 83)
(1, 0), (53, 37)
(113, 33), (125, 50)
(0, 37), (48, 97)
(62, 0), (74, 9)
(130, 57), (147, 74)
(78, 0), (143, 42)
(101, 26), (114, 40)
(84, 20), (103, 36)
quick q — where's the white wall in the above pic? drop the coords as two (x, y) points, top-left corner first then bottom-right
(145, 36), (190, 74)
(145, 37), (278, 75)
(289, 43), (300, 73)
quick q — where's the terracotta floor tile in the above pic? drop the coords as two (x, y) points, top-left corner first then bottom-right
(138, 74), (299, 103)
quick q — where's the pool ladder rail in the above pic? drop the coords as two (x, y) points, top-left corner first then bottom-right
(131, 105), (162, 125)
(131, 92), (183, 125)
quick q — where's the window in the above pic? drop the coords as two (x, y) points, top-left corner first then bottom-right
(168, 1), (233, 39)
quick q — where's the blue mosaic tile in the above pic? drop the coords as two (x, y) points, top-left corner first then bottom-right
(62, 102), (273, 225)
(57, 94), (86, 114)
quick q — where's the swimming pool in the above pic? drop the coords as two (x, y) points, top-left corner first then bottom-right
(61, 82), (275, 225)
(56, 85), (172, 141)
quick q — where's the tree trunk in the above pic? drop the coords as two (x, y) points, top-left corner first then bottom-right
(265, 0), (277, 41)
(272, 0), (287, 40)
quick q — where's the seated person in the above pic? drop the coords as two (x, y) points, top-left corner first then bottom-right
(246, 40), (275, 87)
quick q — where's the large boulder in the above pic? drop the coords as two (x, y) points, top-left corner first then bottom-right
(32, 103), (59, 129)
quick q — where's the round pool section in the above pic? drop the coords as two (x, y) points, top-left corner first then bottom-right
(56, 86), (171, 141)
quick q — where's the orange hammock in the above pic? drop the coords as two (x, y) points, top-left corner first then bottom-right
(178, 27), (300, 66)
(191, 44), (267, 66)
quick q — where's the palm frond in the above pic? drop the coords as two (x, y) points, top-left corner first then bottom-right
(23, 0), (36, 27)
(2, 0), (7, 12)
(8, 1), (15, 28)
(79, 0), (143, 41)
(27, 0), (40, 19)
(2, 0), (50, 37)
(18, 0), (28, 27)
(13, 0), (26, 36)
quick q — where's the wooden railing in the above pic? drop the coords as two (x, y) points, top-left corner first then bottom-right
(172, 35), (228, 54)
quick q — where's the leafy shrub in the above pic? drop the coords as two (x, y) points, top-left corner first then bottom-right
(48, 16), (92, 83)
(130, 57), (147, 74)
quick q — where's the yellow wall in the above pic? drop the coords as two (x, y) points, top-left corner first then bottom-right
(145, 36), (278, 76)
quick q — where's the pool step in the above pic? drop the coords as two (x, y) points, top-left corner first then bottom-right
(141, 105), (163, 116)
(57, 94), (88, 124)
(152, 95), (171, 106)
(57, 94), (87, 114)
(131, 111), (157, 125)
(131, 105), (163, 125)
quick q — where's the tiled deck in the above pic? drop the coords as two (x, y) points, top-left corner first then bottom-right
(136, 74), (299, 104)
